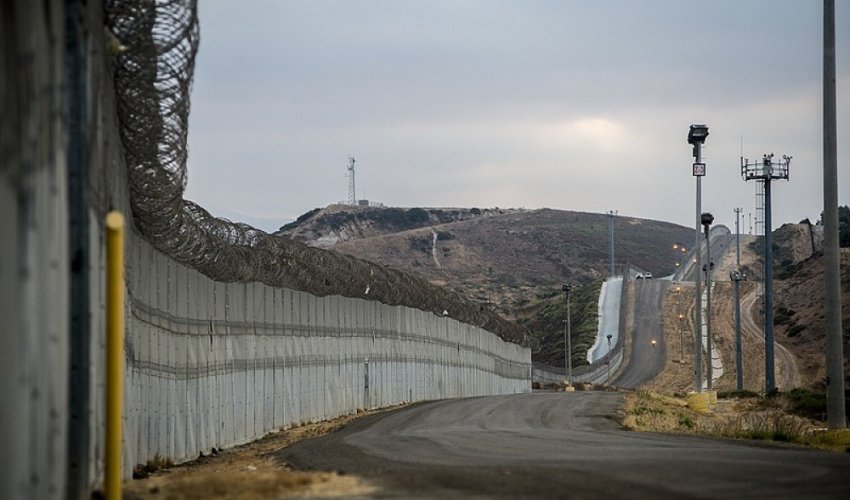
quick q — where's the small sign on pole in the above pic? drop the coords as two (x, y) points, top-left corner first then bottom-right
(692, 162), (706, 176)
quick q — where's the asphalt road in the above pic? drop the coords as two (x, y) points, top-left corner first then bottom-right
(279, 392), (850, 499)
(681, 233), (734, 283)
(615, 279), (669, 388)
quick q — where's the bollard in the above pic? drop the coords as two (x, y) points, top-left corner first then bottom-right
(686, 391), (711, 413)
(105, 212), (125, 500)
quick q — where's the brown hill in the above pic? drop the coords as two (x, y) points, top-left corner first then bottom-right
(773, 248), (850, 388)
(280, 205), (693, 367)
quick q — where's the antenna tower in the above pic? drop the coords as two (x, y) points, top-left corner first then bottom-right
(741, 152), (791, 393)
(347, 156), (356, 205)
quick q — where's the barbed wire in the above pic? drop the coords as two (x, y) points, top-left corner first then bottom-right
(104, 0), (529, 346)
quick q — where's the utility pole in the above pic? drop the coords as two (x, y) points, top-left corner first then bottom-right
(742, 153), (790, 393)
(562, 283), (573, 387)
(823, 0), (846, 429)
(607, 210), (617, 277)
(733, 207), (744, 391)
(688, 124), (709, 391)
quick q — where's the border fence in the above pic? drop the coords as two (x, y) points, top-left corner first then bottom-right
(0, 2), (531, 499)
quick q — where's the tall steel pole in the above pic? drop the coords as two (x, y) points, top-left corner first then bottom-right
(823, 0), (846, 428)
(689, 125), (709, 392)
(562, 284), (573, 387)
(608, 211), (616, 277)
(734, 207), (744, 391)
(763, 179), (776, 393)
(702, 216), (714, 390)
(742, 154), (789, 394)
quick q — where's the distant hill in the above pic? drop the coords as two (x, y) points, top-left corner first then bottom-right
(278, 205), (693, 367)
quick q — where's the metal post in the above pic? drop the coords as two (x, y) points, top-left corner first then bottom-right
(763, 179), (776, 393)
(742, 154), (789, 394)
(105, 212), (125, 500)
(823, 0), (846, 428)
(704, 223), (713, 390)
(694, 150), (704, 392)
(562, 283), (573, 386)
(734, 208), (744, 391)
(608, 211), (616, 277)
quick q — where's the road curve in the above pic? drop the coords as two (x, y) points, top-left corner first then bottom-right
(741, 284), (801, 390)
(279, 392), (850, 499)
(615, 280), (669, 388)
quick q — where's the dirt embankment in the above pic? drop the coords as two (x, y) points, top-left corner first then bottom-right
(122, 410), (389, 499)
(773, 248), (850, 388)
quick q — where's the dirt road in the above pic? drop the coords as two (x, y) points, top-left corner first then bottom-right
(281, 392), (850, 498)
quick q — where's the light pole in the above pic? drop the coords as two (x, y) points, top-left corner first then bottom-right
(688, 124), (709, 391)
(606, 334), (613, 385)
(607, 210), (617, 277)
(733, 207), (744, 391)
(562, 283), (573, 387)
(701, 212), (715, 390)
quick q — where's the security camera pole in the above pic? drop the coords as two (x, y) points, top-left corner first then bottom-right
(606, 334), (613, 385)
(688, 124), (709, 391)
(741, 153), (790, 393)
(701, 212), (715, 390)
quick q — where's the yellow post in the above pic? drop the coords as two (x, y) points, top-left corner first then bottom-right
(105, 212), (125, 500)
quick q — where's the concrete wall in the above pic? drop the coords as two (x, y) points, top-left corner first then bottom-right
(0, 2), (69, 499)
(0, 2), (530, 498)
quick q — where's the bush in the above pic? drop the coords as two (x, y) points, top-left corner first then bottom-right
(718, 390), (760, 399)
(786, 388), (827, 421)
(786, 324), (806, 338)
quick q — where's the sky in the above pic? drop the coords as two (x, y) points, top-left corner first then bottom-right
(184, 0), (849, 233)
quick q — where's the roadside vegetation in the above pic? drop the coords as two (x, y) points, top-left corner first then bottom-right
(622, 389), (850, 453)
(516, 280), (603, 369)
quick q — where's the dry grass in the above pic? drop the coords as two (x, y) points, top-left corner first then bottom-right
(623, 391), (850, 453)
(121, 407), (405, 499)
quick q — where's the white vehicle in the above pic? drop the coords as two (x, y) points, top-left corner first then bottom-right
(644, 272), (653, 279)
(635, 272), (644, 280)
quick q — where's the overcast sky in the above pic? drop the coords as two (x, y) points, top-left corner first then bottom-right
(184, 0), (849, 233)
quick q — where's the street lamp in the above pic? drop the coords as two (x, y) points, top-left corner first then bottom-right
(606, 334), (613, 385)
(701, 212), (714, 390)
(730, 269), (746, 390)
(562, 283), (573, 387)
(688, 124), (709, 392)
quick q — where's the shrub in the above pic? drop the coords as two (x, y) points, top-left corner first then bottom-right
(786, 388), (827, 421)
(718, 390), (760, 399)
(786, 324), (806, 338)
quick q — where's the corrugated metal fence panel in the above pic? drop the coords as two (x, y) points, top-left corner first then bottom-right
(121, 236), (531, 473)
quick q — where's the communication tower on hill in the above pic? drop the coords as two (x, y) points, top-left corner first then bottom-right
(347, 156), (356, 205)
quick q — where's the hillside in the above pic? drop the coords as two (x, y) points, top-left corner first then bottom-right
(773, 248), (850, 388)
(279, 205), (693, 367)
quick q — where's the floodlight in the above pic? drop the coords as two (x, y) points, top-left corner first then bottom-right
(687, 124), (709, 145)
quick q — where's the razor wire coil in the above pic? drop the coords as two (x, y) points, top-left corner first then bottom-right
(104, 0), (529, 345)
